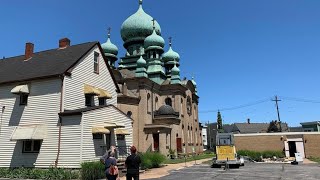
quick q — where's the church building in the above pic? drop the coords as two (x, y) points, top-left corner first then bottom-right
(101, 0), (202, 155)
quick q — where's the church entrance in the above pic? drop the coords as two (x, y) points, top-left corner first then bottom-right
(153, 133), (159, 152)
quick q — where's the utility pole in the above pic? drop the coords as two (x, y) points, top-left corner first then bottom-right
(207, 120), (210, 149)
(272, 96), (282, 132)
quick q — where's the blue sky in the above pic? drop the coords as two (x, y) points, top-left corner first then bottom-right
(1, 0), (320, 126)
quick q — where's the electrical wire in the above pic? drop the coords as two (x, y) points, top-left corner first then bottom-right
(280, 96), (320, 104)
(199, 98), (270, 113)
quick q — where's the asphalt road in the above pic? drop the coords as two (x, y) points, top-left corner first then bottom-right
(149, 162), (320, 180)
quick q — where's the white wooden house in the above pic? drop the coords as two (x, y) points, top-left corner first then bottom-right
(0, 38), (133, 168)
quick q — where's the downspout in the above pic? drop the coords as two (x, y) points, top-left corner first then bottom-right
(55, 75), (64, 167)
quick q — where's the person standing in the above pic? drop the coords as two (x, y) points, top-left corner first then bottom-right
(104, 151), (118, 180)
(125, 146), (141, 180)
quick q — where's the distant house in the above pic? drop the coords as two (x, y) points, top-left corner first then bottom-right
(224, 120), (289, 134)
(300, 121), (320, 132)
(0, 39), (132, 168)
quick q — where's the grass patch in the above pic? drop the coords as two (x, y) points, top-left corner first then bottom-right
(164, 153), (214, 164)
(309, 157), (320, 163)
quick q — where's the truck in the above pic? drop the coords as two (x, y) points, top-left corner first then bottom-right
(211, 133), (242, 168)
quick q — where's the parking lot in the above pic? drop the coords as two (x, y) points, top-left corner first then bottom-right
(149, 162), (320, 180)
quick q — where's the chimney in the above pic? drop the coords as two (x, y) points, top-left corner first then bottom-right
(25, 42), (34, 60)
(247, 118), (250, 124)
(59, 38), (70, 49)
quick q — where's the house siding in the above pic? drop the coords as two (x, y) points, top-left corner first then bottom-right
(80, 106), (133, 163)
(0, 78), (61, 168)
(64, 45), (117, 111)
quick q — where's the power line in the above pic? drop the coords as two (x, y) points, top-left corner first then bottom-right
(280, 96), (320, 104)
(199, 98), (270, 113)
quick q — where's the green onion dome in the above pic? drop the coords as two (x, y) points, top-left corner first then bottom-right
(144, 29), (165, 51)
(120, 2), (161, 46)
(137, 55), (147, 67)
(162, 46), (180, 63)
(101, 36), (118, 58)
(171, 63), (180, 75)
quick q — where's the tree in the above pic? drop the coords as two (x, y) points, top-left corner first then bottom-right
(217, 111), (224, 133)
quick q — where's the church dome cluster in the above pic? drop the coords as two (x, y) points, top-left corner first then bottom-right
(102, 0), (187, 85)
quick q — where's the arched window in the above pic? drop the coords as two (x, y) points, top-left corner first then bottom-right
(165, 98), (172, 107)
(180, 98), (184, 115)
(147, 93), (151, 113)
(187, 96), (192, 115)
(155, 96), (158, 110)
(153, 51), (156, 59)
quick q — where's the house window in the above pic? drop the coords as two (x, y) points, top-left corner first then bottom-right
(94, 52), (99, 74)
(117, 134), (125, 140)
(165, 98), (172, 107)
(20, 94), (28, 105)
(99, 98), (106, 106)
(23, 140), (41, 153)
(85, 94), (94, 106)
(187, 96), (192, 115)
(93, 133), (103, 139)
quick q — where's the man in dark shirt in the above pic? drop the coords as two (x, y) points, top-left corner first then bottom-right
(125, 146), (141, 180)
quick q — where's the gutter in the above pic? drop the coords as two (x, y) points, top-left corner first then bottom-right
(55, 75), (64, 167)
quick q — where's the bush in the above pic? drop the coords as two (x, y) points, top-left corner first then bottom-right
(0, 167), (79, 179)
(237, 150), (284, 161)
(140, 152), (166, 169)
(80, 161), (105, 180)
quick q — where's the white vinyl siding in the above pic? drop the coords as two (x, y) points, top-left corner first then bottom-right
(0, 78), (61, 168)
(80, 106), (133, 163)
(64, 45), (117, 110)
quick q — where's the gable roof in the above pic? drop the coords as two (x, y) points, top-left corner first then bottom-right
(0, 42), (96, 84)
(0, 42), (120, 92)
(233, 122), (289, 134)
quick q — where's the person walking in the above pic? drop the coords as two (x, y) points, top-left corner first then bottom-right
(125, 146), (141, 180)
(104, 150), (118, 180)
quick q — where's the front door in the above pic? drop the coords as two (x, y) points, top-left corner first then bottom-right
(153, 133), (159, 152)
(176, 138), (182, 153)
(288, 141), (297, 157)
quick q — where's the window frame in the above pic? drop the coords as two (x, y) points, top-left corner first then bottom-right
(85, 94), (94, 107)
(93, 133), (103, 139)
(94, 51), (100, 74)
(19, 93), (28, 106)
(22, 140), (41, 153)
(98, 97), (106, 106)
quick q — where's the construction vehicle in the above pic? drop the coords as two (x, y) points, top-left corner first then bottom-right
(211, 133), (242, 168)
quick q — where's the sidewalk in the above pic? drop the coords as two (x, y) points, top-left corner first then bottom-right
(120, 158), (212, 180)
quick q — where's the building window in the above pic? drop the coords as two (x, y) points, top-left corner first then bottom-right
(187, 96), (192, 115)
(127, 111), (132, 118)
(153, 51), (156, 59)
(117, 134), (125, 140)
(147, 93), (151, 113)
(85, 94), (94, 106)
(93, 133), (103, 139)
(20, 94), (28, 105)
(129, 47), (133, 55)
(165, 98), (172, 107)
(94, 52), (99, 74)
(23, 140), (41, 153)
(99, 98), (106, 106)
(155, 97), (158, 110)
